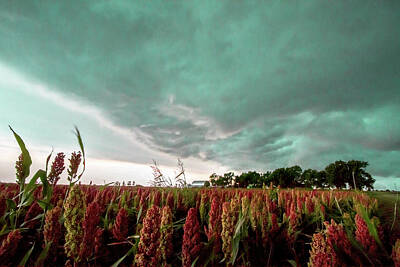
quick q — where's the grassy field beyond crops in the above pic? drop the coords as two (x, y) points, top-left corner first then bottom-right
(368, 191), (400, 235)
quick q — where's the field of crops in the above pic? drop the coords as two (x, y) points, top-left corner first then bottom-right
(0, 183), (399, 267)
(0, 128), (398, 267)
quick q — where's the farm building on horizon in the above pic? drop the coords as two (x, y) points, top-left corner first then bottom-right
(190, 180), (207, 187)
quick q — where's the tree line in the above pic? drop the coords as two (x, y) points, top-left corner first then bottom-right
(207, 160), (375, 190)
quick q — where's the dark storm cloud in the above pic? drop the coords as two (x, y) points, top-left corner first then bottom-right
(0, 0), (399, 180)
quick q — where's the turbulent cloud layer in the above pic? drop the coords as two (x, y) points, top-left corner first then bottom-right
(0, 0), (399, 187)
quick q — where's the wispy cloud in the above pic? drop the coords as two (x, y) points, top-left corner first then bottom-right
(0, 62), (154, 153)
(0, 63), (225, 184)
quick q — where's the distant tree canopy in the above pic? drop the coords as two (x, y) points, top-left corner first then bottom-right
(208, 160), (375, 190)
(325, 160), (375, 190)
(210, 172), (235, 187)
(235, 171), (271, 188)
(266, 166), (302, 188)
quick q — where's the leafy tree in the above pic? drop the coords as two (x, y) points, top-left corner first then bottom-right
(266, 168), (283, 187)
(268, 166), (302, 188)
(325, 160), (348, 188)
(299, 169), (328, 188)
(346, 160), (375, 190)
(315, 170), (328, 188)
(208, 160), (374, 189)
(209, 173), (220, 187)
(259, 171), (271, 187)
(299, 169), (319, 188)
(209, 172), (235, 187)
(233, 171), (270, 188)
(324, 160), (374, 190)
(287, 165), (302, 187)
(234, 172), (253, 188)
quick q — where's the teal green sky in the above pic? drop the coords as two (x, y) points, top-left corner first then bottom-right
(0, 0), (399, 188)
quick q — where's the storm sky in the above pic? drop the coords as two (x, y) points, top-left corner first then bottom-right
(0, 0), (399, 188)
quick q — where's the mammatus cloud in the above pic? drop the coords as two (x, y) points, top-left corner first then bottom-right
(0, 0), (399, 188)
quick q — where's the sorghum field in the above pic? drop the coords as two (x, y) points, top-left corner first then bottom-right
(1, 184), (400, 267)
(0, 129), (399, 267)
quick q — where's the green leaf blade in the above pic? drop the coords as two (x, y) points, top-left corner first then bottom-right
(19, 242), (35, 266)
(9, 126), (32, 180)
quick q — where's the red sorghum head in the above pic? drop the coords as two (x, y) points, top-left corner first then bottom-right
(67, 151), (82, 181)
(324, 219), (352, 257)
(205, 195), (222, 255)
(182, 208), (202, 267)
(80, 201), (102, 261)
(23, 201), (42, 229)
(112, 207), (129, 241)
(0, 229), (23, 265)
(355, 214), (378, 256)
(0, 194), (5, 218)
(48, 152), (65, 186)
(134, 205), (161, 266)
(94, 227), (104, 258)
(166, 191), (175, 210)
(153, 190), (162, 207)
(308, 232), (337, 267)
